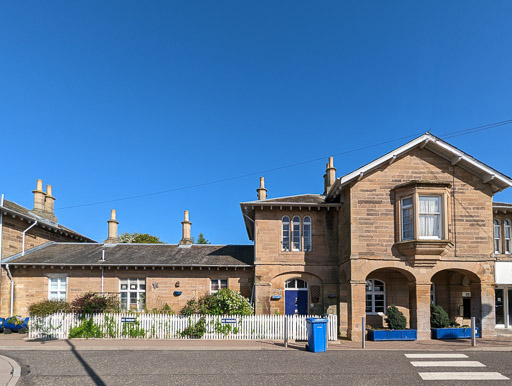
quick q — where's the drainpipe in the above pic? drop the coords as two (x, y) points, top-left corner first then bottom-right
(22, 221), (38, 256)
(6, 264), (14, 315)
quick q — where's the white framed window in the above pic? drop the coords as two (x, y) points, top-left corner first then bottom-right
(505, 220), (511, 254)
(120, 278), (146, 311)
(366, 279), (385, 314)
(285, 278), (308, 289)
(282, 216), (290, 251)
(495, 220), (502, 254)
(210, 279), (227, 294)
(292, 216), (301, 251)
(401, 197), (414, 241)
(303, 216), (312, 252)
(48, 276), (67, 301)
(419, 196), (442, 239)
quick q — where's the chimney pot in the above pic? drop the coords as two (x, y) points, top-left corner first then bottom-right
(32, 179), (47, 216)
(105, 209), (119, 244)
(323, 157), (336, 195)
(43, 184), (57, 222)
(257, 177), (267, 200)
(179, 210), (193, 245)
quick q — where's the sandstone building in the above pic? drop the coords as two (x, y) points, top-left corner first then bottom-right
(2, 133), (512, 341)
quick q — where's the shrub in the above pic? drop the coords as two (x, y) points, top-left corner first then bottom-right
(180, 289), (254, 316)
(430, 303), (450, 328)
(385, 306), (407, 330)
(28, 300), (70, 316)
(69, 317), (104, 339)
(70, 292), (120, 314)
(180, 317), (207, 338)
(150, 303), (174, 315)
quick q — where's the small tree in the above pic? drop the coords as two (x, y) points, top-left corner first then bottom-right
(385, 305), (407, 330)
(196, 233), (211, 244)
(430, 303), (450, 328)
(119, 232), (164, 244)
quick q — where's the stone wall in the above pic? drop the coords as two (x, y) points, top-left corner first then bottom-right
(0, 266), (254, 316)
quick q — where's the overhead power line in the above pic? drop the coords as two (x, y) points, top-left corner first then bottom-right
(56, 119), (512, 210)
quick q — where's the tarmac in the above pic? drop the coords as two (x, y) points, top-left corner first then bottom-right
(0, 332), (511, 385)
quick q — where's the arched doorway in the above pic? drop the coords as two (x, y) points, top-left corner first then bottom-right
(431, 269), (482, 327)
(284, 279), (308, 315)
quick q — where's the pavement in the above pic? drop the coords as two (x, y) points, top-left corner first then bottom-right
(0, 333), (511, 385)
(0, 355), (20, 386)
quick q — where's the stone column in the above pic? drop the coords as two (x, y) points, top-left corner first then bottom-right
(480, 282), (496, 338)
(413, 282), (431, 340)
(348, 280), (366, 341)
(254, 282), (271, 315)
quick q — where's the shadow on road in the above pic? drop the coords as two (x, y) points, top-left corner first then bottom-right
(65, 340), (106, 386)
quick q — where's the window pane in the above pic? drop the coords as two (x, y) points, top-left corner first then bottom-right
(59, 278), (66, 290)
(120, 284), (128, 290)
(373, 281), (385, 292)
(402, 206), (413, 240)
(211, 280), (219, 291)
(50, 279), (58, 290)
(292, 217), (301, 250)
(402, 197), (413, 207)
(365, 280), (372, 291)
(49, 291), (58, 300)
(419, 214), (440, 237)
(296, 279), (306, 289)
(220, 280), (228, 289)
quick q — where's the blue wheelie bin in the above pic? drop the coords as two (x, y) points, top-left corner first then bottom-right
(306, 318), (328, 353)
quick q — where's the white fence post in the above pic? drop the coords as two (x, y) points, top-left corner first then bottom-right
(29, 313), (338, 341)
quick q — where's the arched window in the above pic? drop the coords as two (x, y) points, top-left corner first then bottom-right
(366, 279), (385, 314)
(494, 220), (502, 254)
(303, 216), (312, 251)
(282, 216), (290, 251)
(505, 220), (511, 254)
(292, 216), (301, 251)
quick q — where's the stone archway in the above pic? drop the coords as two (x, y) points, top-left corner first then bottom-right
(430, 268), (485, 332)
(270, 272), (323, 315)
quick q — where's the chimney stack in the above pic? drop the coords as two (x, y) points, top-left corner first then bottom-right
(32, 179), (46, 217)
(43, 185), (57, 222)
(257, 177), (267, 200)
(323, 157), (336, 194)
(104, 209), (119, 244)
(179, 210), (193, 245)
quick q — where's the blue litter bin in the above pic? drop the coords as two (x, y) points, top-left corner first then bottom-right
(306, 318), (328, 353)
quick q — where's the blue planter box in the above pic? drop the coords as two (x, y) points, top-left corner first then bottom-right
(431, 327), (480, 339)
(3, 317), (29, 332)
(368, 329), (417, 341)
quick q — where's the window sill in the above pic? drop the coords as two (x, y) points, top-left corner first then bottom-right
(394, 239), (453, 267)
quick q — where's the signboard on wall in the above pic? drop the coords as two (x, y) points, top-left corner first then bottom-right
(495, 262), (512, 284)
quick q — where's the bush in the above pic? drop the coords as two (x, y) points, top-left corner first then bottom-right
(69, 317), (104, 338)
(180, 317), (207, 338)
(28, 300), (70, 316)
(70, 292), (120, 314)
(385, 306), (407, 330)
(150, 303), (173, 314)
(180, 289), (253, 316)
(430, 303), (450, 328)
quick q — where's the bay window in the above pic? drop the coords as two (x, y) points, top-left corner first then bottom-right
(419, 196), (442, 239)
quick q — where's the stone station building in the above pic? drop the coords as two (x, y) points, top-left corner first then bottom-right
(2, 133), (512, 341)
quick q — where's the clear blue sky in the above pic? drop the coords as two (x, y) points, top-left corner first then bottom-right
(1, 1), (511, 244)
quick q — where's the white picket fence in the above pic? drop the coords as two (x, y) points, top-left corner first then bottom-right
(29, 313), (337, 341)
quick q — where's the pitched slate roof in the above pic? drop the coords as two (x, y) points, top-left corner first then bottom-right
(1, 199), (95, 242)
(327, 133), (512, 200)
(2, 242), (254, 267)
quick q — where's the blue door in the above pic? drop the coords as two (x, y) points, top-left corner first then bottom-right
(285, 290), (308, 315)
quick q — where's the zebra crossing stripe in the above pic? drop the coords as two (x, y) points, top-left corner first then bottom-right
(405, 353), (468, 359)
(419, 372), (510, 381)
(411, 361), (485, 367)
